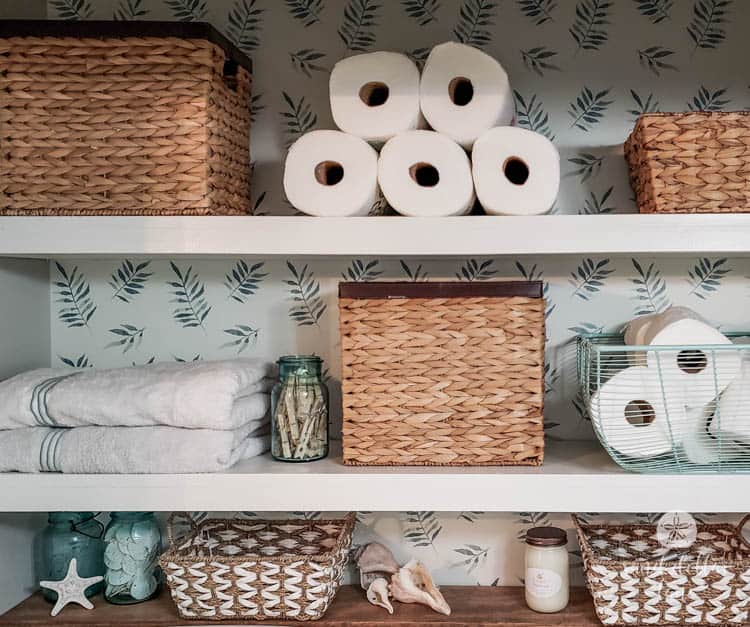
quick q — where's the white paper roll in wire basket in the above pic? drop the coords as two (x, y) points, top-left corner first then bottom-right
(577, 332), (750, 473)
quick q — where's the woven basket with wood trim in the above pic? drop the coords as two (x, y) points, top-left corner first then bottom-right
(574, 514), (750, 625)
(0, 20), (252, 215)
(160, 514), (355, 622)
(339, 281), (545, 466)
(625, 112), (750, 213)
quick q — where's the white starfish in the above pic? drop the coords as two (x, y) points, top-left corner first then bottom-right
(39, 558), (103, 617)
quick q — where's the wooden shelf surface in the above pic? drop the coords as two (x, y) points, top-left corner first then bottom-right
(1, 586), (600, 626)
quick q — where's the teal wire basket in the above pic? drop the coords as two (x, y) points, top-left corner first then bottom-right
(577, 333), (750, 473)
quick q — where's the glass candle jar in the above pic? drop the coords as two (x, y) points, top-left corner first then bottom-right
(272, 356), (329, 462)
(104, 512), (161, 605)
(524, 526), (569, 613)
(37, 512), (105, 603)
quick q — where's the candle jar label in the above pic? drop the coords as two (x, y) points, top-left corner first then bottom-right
(526, 568), (562, 598)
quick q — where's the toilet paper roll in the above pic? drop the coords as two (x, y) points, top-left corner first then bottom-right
(330, 51), (423, 145)
(646, 317), (742, 407)
(378, 130), (475, 217)
(713, 377), (750, 443)
(682, 406), (722, 465)
(589, 366), (685, 458)
(472, 127), (559, 216)
(283, 130), (380, 217)
(420, 42), (514, 150)
(642, 306), (711, 345)
(624, 313), (661, 346)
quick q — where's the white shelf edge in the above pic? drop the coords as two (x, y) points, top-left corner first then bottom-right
(2, 214), (750, 258)
(0, 440), (743, 512)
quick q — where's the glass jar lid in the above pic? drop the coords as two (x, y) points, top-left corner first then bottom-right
(525, 526), (567, 547)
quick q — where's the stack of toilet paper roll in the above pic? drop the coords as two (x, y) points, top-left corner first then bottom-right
(589, 306), (748, 465)
(283, 42), (560, 218)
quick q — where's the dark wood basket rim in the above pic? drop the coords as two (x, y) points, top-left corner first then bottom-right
(0, 19), (252, 73)
(339, 280), (543, 299)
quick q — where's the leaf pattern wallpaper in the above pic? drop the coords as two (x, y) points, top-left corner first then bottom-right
(38, 0), (748, 585)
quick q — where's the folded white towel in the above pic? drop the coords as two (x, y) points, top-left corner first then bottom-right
(0, 422), (270, 474)
(0, 359), (273, 430)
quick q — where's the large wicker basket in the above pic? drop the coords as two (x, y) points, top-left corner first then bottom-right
(0, 20), (252, 215)
(339, 281), (545, 466)
(574, 514), (750, 625)
(625, 111), (750, 214)
(160, 514), (355, 622)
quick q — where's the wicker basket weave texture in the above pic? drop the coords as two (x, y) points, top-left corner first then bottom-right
(625, 111), (750, 214)
(339, 282), (546, 467)
(575, 516), (750, 626)
(160, 514), (355, 622)
(0, 33), (251, 215)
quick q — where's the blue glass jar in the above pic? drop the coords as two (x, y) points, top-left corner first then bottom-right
(37, 512), (104, 603)
(271, 356), (329, 462)
(104, 512), (161, 605)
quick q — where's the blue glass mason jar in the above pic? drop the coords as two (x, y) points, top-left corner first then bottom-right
(37, 512), (105, 603)
(104, 512), (161, 605)
(271, 356), (329, 462)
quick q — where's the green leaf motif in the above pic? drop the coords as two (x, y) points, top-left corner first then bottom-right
(633, 0), (673, 23)
(114, 0), (149, 19)
(568, 86), (613, 131)
(567, 153), (604, 182)
(286, 0), (324, 26)
(453, 544), (489, 573)
(458, 511), (485, 522)
(515, 261), (555, 319)
(55, 262), (97, 329)
(688, 0), (732, 52)
(290, 49), (327, 77)
(404, 511), (442, 548)
(688, 86), (730, 111)
(518, 0), (557, 25)
(514, 91), (555, 140)
(164, 0), (207, 21)
(400, 260), (429, 282)
(580, 186), (615, 215)
(638, 46), (678, 76)
(341, 259), (383, 282)
(405, 47), (431, 70)
(59, 354), (91, 368)
(570, 0), (612, 53)
(456, 258), (498, 282)
(222, 324), (260, 353)
(688, 257), (731, 299)
(285, 261), (327, 327)
(569, 258), (614, 300)
(568, 321), (605, 335)
(521, 46), (561, 77)
(338, 0), (381, 52)
(544, 361), (559, 395)
(250, 93), (265, 124)
(516, 512), (551, 541)
(109, 259), (153, 304)
(628, 90), (660, 121)
(631, 258), (670, 315)
(51, 0), (93, 19)
(106, 324), (145, 354)
(453, 0), (497, 48)
(167, 261), (211, 330)
(227, 0), (264, 54)
(224, 260), (267, 303)
(402, 0), (441, 25)
(174, 354), (202, 362)
(280, 91), (318, 148)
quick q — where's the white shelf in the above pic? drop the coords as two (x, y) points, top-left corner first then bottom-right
(0, 440), (743, 512)
(2, 214), (750, 258)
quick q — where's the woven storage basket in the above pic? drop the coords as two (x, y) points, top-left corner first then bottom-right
(339, 281), (545, 466)
(160, 513), (355, 622)
(625, 111), (750, 213)
(0, 20), (252, 215)
(574, 514), (750, 625)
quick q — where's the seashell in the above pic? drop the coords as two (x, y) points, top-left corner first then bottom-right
(128, 540), (149, 561)
(120, 554), (137, 577)
(366, 578), (393, 614)
(105, 568), (129, 586)
(390, 559), (451, 616)
(129, 574), (157, 601)
(104, 543), (123, 569)
(115, 525), (131, 544)
(356, 543), (400, 575)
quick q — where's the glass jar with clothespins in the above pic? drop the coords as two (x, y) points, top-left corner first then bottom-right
(271, 355), (329, 462)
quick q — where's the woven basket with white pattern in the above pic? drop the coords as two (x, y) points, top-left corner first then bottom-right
(160, 514), (354, 621)
(574, 515), (750, 625)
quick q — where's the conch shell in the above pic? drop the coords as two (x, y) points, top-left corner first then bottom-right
(366, 577), (394, 614)
(356, 542), (400, 590)
(390, 559), (451, 616)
